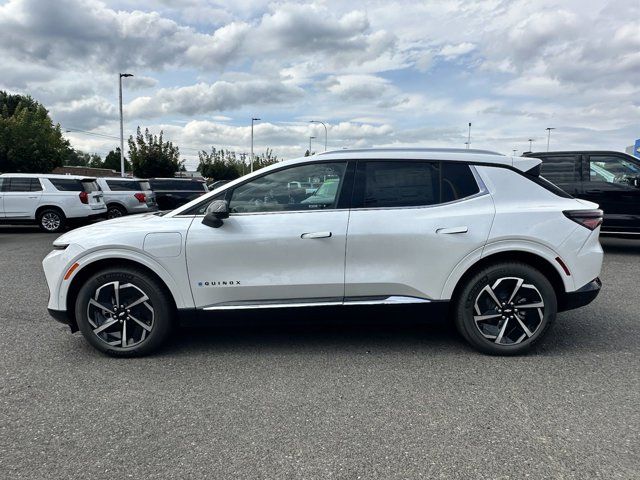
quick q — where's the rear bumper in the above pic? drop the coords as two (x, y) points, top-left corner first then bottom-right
(68, 212), (107, 224)
(559, 278), (601, 312)
(47, 308), (77, 332)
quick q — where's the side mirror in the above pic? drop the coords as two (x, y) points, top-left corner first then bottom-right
(202, 200), (229, 228)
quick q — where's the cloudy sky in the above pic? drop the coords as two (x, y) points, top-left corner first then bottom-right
(1, 0), (638, 168)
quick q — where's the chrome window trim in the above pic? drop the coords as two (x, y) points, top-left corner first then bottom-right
(201, 295), (432, 310)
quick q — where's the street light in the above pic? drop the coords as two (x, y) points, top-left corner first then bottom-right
(545, 127), (555, 152)
(528, 138), (534, 151)
(309, 136), (316, 154)
(310, 120), (327, 151)
(250, 117), (260, 172)
(512, 149), (517, 156)
(466, 122), (472, 149)
(118, 73), (134, 177)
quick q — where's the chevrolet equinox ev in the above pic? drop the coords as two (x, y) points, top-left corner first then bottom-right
(43, 148), (604, 356)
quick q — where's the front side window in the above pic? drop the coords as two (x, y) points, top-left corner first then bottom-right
(229, 162), (346, 213)
(588, 155), (640, 188)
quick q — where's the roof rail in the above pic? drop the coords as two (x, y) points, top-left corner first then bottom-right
(318, 147), (504, 156)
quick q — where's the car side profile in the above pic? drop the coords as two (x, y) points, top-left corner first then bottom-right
(0, 173), (107, 232)
(523, 150), (640, 235)
(95, 177), (158, 219)
(43, 148), (604, 356)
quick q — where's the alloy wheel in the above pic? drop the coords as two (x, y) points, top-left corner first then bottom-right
(41, 212), (61, 231)
(473, 277), (545, 345)
(107, 207), (124, 219)
(87, 281), (154, 348)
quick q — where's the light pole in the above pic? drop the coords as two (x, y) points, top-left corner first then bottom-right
(466, 122), (472, 149)
(545, 127), (555, 152)
(309, 136), (316, 154)
(310, 120), (327, 151)
(528, 138), (534, 151)
(512, 149), (517, 156)
(118, 73), (133, 177)
(250, 117), (260, 172)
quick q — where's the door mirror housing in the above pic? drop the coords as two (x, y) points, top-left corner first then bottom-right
(202, 200), (230, 228)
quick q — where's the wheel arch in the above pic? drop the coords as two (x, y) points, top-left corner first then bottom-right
(36, 204), (65, 219)
(448, 250), (568, 308)
(64, 254), (188, 331)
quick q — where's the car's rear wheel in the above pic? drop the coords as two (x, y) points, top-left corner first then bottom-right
(107, 204), (127, 219)
(74, 267), (174, 357)
(37, 208), (66, 233)
(454, 262), (556, 355)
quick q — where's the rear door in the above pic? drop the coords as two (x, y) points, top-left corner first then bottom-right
(581, 153), (640, 233)
(2, 178), (43, 218)
(344, 160), (495, 301)
(537, 154), (582, 196)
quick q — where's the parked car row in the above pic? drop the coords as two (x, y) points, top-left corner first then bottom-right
(0, 173), (208, 232)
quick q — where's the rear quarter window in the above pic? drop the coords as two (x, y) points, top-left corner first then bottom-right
(106, 180), (144, 191)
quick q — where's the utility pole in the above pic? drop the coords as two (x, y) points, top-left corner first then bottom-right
(467, 122), (472, 149)
(546, 127), (555, 152)
(118, 73), (133, 177)
(251, 117), (260, 172)
(310, 120), (328, 151)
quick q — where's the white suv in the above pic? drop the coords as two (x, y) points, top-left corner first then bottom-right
(0, 173), (107, 232)
(95, 177), (157, 219)
(43, 149), (603, 356)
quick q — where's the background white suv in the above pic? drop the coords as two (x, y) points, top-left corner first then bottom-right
(43, 148), (603, 356)
(0, 173), (107, 232)
(95, 177), (157, 219)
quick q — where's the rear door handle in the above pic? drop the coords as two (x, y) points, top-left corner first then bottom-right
(436, 226), (468, 234)
(301, 231), (332, 239)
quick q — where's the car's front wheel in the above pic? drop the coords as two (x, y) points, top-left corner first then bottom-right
(454, 262), (557, 355)
(74, 267), (174, 357)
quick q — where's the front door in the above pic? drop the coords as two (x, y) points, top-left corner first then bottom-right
(345, 160), (495, 301)
(3, 177), (43, 218)
(186, 161), (352, 308)
(581, 153), (640, 233)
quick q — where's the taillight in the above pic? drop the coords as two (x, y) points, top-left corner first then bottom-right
(134, 192), (146, 203)
(79, 191), (88, 204)
(563, 209), (603, 230)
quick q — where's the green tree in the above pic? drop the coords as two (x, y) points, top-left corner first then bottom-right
(0, 91), (71, 173)
(102, 148), (130, 171)
(127, 127), (182, 178)
(88, 153), (103, 169)
(197, 147), (242, 180)
(252, 148), (279, 170)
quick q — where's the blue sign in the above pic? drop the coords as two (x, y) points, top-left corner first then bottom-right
(635, 138), (640, 159)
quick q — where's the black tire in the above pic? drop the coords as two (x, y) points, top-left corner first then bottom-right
(75, 267), (174, 357)
(107, 204), (127, 219)
(37, 208), (66, 233)
(453, 262), (557, 355)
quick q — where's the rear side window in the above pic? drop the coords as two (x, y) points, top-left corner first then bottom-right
(3, 178), (42, 192)
(353, 160), (480, 208)
(150, 180), (204, 191)
(49, 178), (83, 191)
(539, 156), (580, 184)
(106, 180), (144, 191)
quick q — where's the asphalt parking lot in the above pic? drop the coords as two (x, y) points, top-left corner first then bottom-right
(0, 226), (638, 479)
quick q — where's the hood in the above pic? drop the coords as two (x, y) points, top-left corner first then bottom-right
(53, 212), (178, 249)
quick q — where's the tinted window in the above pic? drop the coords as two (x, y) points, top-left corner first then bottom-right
(106, 180), (145, 191)
(229, 162), (346, 213)
(5, 178), (41, 192)
(150, 179), (206, 191)
(539, 156), (580, 184)
(441, 162), (480, 202)
(588, 155), (640, 187)
(49, 178), (83, 191)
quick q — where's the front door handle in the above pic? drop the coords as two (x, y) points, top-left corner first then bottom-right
(436, 226), (468, 234)
(301, 231), (332, 239)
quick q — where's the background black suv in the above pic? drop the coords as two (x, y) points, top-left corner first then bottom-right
(149, 178), (209, 210)
(524, 151), (640, 235)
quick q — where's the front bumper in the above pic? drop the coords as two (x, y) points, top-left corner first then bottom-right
(559, 278), (602, 312)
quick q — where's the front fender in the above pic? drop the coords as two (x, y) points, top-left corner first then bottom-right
(53, 247), (193, 311)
